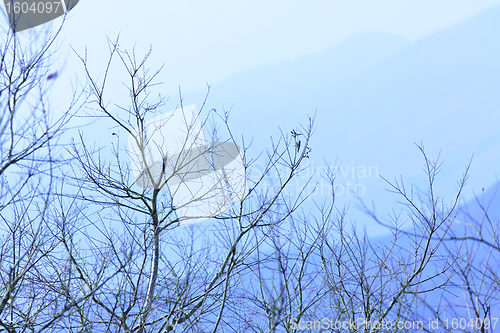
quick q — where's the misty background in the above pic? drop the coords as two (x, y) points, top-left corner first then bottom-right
(40, 1), (500, 237)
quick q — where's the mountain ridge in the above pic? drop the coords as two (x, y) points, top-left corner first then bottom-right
(181, 5), (500, 236)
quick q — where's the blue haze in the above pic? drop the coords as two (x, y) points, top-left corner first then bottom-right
(181, 6), (500, 237)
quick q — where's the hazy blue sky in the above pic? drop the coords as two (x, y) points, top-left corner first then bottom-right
(55, 0), (500, 93)
(8, 1), (498, 237)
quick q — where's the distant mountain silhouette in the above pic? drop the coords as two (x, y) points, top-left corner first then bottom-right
(182, 7), (500, 319)
(210, 31), (409, 98)
(183, 5), (500, 235)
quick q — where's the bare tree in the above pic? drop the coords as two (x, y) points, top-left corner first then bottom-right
(359, 148), (499, 333)
(59, 37), (487, 333)
(415, 183), (500, 333)
(1, 21), (497, 332)
(0, 15), (84, 332)
(49, 36), (319, 332)
(225, 145), (475, 333)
